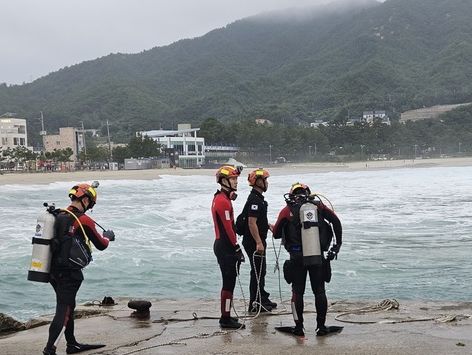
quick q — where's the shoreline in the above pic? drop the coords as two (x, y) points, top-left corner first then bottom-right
(1, 156), (471, 185)
(1, 298), (471, 354)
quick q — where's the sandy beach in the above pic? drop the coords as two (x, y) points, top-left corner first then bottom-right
(1, 298), (471, 354)
(1, 157), (471, 185)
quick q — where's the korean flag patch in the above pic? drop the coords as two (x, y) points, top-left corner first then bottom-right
(251, 204), (258, 211)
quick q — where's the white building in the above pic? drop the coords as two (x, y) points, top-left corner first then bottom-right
(363, 110), (387, 124)
(0, 114), (28, 149)
(346, 117), (362, 126)
(361, 111), (390, 125)
(310, 119), (328, 128)
(140, 124), (205, 168)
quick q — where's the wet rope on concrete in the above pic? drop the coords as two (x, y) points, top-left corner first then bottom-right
(118, 330), (229, 355)
(152, 312), (220, 324)
(334, 299), (471, 324)
(334, 299), (400, 324)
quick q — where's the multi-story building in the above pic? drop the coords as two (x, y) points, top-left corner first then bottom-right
(42, 127), (85, 162)
(140, 124), (205, 168)
(0, 114), (28, 149)
(363, 110), (387, 124)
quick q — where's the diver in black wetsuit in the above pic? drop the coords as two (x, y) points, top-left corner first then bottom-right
(273, 183), (343, 337)
(43, 183), (115, 355)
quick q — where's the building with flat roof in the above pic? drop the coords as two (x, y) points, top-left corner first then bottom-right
(42, 127), (85, 162)
(139, 124), (205, 168)
(0, 114), (28, 149)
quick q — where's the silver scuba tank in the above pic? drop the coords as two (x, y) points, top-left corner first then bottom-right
(299, 202), (322, 266)
(27, 206), (56, 282)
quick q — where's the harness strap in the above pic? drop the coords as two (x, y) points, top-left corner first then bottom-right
(60, 209), (92, 252)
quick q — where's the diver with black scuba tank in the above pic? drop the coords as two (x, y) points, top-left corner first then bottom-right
(273, 183), (342, 337)
(41, 182), (115, 355)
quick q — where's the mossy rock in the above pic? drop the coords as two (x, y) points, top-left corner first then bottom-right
(0, 313), (25, 333)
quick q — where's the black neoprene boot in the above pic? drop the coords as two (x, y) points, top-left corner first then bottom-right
(66, 342), (106, 354)
(295, 322), (305, 336)
(219, 316), (245, 329)
(316, 325), (344, 336)
(42, 346), (56, 355)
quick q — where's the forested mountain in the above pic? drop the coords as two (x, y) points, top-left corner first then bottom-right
(1, 0), (471, 142)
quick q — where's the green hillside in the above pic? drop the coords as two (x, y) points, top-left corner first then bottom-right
(1, 0), (471, 143)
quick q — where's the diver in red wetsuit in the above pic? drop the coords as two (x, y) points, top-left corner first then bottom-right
(43, 183), (115, 355)
(211, 165), (245, 329)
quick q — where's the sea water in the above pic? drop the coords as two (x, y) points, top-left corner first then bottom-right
(1, 166), (471, 321)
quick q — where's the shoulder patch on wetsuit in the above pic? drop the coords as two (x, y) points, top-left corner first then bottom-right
(225, 210), (231, 220)
(251, 204), (258, 211)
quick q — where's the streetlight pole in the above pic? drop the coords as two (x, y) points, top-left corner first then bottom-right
(308, 145), (312, 157)
(269, 144), (272, 164)
(459, 142), (462, 154)
(39, 111), (45, 135)
(106, 120), (113, 161)
(80, 121), (87, 157)
(414, 144), (418, 159)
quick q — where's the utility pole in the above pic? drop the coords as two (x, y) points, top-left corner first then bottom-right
(39, 111), (46, 136)
(314, 142), (317, 156)
(269, 144), (273, 164)
(308, 145), (312, 157)
(80, 121), (87, 157)
(459, 142), (462, 154)
(106, 120), (113, 161)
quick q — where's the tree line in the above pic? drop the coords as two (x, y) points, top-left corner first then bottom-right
(0, 146), (74, 171)
(199, 105), (472, 163)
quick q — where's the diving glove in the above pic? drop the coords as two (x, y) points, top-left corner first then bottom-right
(327, 244), (341, 260)
(103, 230), (115, 241)
(235, 244), (245, 263)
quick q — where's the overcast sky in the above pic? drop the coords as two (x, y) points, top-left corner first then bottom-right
(1, 0), (377, 85)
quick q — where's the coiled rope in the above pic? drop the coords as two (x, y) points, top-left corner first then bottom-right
(335, 299), (400, 324)
(334, 299), (471, 324)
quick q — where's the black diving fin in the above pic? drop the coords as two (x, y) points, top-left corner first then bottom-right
(316, 325), (344, 336)
(275, 326), (305, 337)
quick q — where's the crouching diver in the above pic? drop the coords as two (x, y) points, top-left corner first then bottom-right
(212, 165), (245, 329)
(43, 182), (115, 355)
(273, 183), (343, 337)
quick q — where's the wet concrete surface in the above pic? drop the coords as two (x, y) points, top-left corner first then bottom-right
(1, 298), (471, 355)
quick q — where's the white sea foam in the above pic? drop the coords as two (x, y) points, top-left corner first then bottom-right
(1, 166), (472, 320)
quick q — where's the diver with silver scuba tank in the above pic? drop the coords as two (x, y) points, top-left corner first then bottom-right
(28, 181), (115, 355)
(273, 182), (342, 337)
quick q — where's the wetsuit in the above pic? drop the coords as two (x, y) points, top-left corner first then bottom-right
(241, 188), (270, 309)
(212, 190), (239, 319)
(273, 200), (342, 330)
(45, 206), (109, 352)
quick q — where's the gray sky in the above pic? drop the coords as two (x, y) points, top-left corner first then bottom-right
(1, 0), (373, 85)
